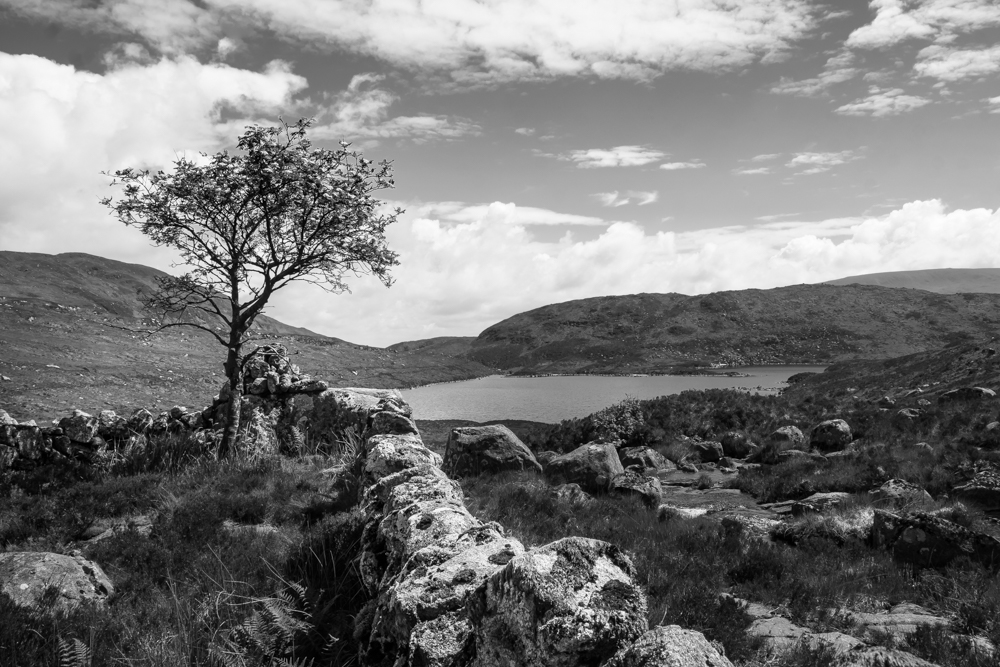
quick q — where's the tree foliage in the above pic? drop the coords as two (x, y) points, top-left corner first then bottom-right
(102, 118), (400, 452)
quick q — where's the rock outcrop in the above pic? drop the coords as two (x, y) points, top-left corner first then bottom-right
(443, 425), (542, 477)
(0, 552), (113, 611)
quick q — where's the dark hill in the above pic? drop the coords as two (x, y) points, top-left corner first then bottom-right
(465, 285), (1000, 375)
(0, 251), (493, 420)
(824, 268), (1000, 294)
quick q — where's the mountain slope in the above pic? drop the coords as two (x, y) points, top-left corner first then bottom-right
(0, 251), (493, 420)
(824, 268), (1000, 294)
(465, 285), (1000, 374)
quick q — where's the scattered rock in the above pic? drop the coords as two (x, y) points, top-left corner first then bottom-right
(872, 479), (933, 508)
(442, 424), (542, 478)
(692, 440), (724, 463)
(610, 471), (663, 507)
(619, 446), (671, 471)
(811, 419), (852, 452)
(59, 410), (97, 444)
(370, 410), (420, 437)
(872, 508), (1000, 569)
(952, 470), (1000, 513)
(720, 431), (755, 459)
(604, 625), (733, 667)
(768, 426), (805, 448)
(892, 408), (922, 428)
(0, 552), (113, 611)
(544, 443), (624, 494)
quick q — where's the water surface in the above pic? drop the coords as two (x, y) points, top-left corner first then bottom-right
(401, 366), (825, 423)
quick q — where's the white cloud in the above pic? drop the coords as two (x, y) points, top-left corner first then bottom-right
(988, 95), (1000, 113)
(262, 199), (1000, 345)
(734, 167), (772, 175)
(407, 201), (606, 226)
(515, 127), (535, 136)
(552, 145), (666, 168)
(0, 52), (309, 262)
(914, 44), (1000, 81)
(846, 0), (1000, 50)
(771, 50), (857, 96)
(750, 153), (781, 162)
(786, 150), (862, 174)
(592, 190), (658, 207)
(659, 161), (706, 171)
(4, 0), (823, 84)
(835, 87), (932, 116)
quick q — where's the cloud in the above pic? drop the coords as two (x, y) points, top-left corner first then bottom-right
(551, 145), (666, 168)
(406, 201), (606, 226)
(260, 198), (1000, 345)
(659, 161), (706, 171)
(770, 50), (857, 96)
(515, 127), (535, 136)
(914, 44), (1000, 81)
(750, 153), (781, 162)
(988, 95), (1000, 113)
(593, 191), (659, 207)
(785, 150), (862, 174)
(834, 87), (932, 116)
(734, 167), (772, 175)
(310, 73), (479, 144)
(0, 52), (309, 263)
(846, 0), (1000, 50)
(5, 0), (823, 84)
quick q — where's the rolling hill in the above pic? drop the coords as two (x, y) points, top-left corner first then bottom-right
(0, 251), (493, 421)
(824, 268), (1000, 294)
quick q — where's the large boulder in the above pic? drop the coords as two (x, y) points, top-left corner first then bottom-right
(810, 419), (852, 452)
(953, 470), (1000, 513)
(691, 440), (723, 463)
(619, 446), (670, 471)
(872, 479), (933, 508)
(309, 388), (408, 442)
(361, 434), (443, 489)
(768, 426), (805, 448)
(872, 509), (1000, 569)
(470, 536), (648, 667)
(604, 625), (733, 667)
(720, 431), (755, 459)
(0, 552), (113, 611)
(609, 471), (663, 507)
(939, 387), (996, 403)
(442, 425), (542, 478)
(59, 410), (98, 444)
(543, 443), (624, 494)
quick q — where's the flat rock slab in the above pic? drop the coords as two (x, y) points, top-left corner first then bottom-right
(0, 552), (113, 611)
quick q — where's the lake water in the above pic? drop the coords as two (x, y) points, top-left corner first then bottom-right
(400, 366), (826, 423)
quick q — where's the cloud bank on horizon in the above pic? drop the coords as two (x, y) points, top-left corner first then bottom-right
(0, 0), (998, 346)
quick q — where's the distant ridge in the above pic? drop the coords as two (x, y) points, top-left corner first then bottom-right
(824, 268), (1000, 294)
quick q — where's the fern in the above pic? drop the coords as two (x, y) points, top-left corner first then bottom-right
(57, 638), (91, 667)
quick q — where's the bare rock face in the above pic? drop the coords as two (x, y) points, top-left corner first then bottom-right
(619, 446), (671, 471)
(720, 431), (755, 459)
(872, 479), (933, 508)
(604, 625), (733, 667)
(768, 426), (805, 448)
(0, 552), (113, 611)
(544, 443), (624, 494)
(872, 509), (1000, 569)
(953, 470), (1000, 513)
(609, 471), (663, 507)
(443, 425), (542, 478)
(470, 536), (648, 667)
(691, 441), (723, 463)
(811, 419), (852, 452)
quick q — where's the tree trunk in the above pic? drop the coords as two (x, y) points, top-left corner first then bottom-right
(219, 341), (242, 458)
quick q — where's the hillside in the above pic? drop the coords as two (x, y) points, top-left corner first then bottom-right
(824, 267), (1000, 293)
(0, 252), (493, 421)
(465, 285), (1000, 374)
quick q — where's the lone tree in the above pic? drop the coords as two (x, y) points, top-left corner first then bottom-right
(102, 119), (400, 455)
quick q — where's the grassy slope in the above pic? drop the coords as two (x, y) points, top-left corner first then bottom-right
(825, 267), (1000, 294)
(466, 285), (1000, 375)
(0, 251), (493, 421)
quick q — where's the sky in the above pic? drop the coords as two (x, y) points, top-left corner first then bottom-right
(0, 0), (999, 347)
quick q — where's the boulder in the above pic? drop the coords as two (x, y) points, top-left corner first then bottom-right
(872, 479), (933, 508)
(604, 625), (733, 667)
(127, 408), (154, 434)
(692, 440), (723, 463)
(777, 449), (827, 464)
(811, 419), (852, 452)
(361, 434), (443, 489)
(310, 388), (406, 440)
(0, 552), (113, 611)
(470, 536), (648, 667)
(0, 410), (15, 426)
(609, 471), (663, 507)
(169, 406), (188, 420)
(11, 423), (44, 459)
(953, 470), (1000, 513)
(792, 492), (851, 516)
(747, 616), (808, 652)
(370, 410), (420, 437)
(877, 396), (896, 408)
(59, 410), (97, 444)
(872, 509), (1000, 569)
(939, 387), (996, 403)
(548, 483), (593, 505)
(892, 408), (922, 428)
(443, 425), (542, 478)
(619, 446), (670, 471)
(536, 450), (560, 468)
(543, 443), (624, 494)
(720, 431), (755, 459)
(768, 426), (805, 448)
